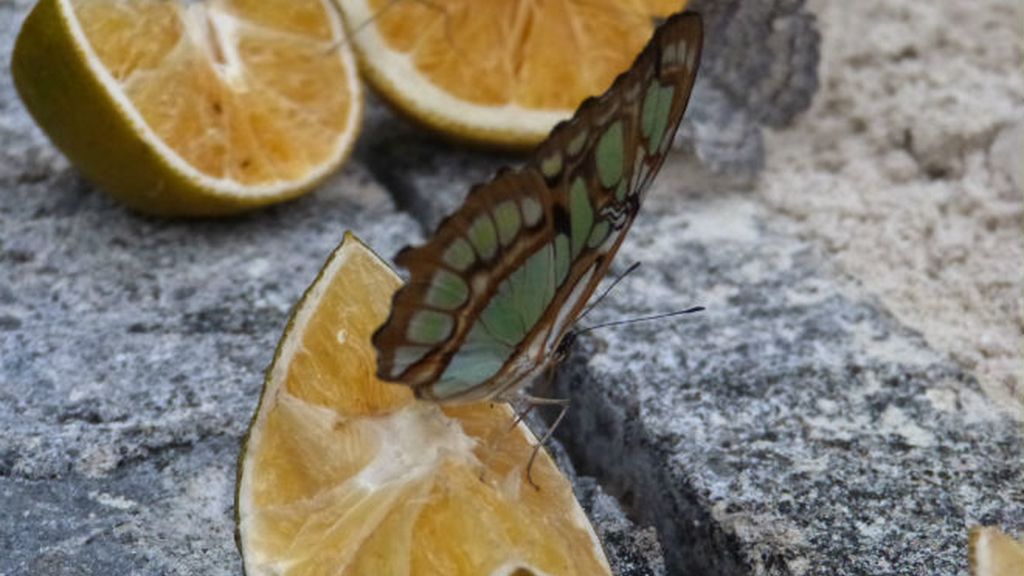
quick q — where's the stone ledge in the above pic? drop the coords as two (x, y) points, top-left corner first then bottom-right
(0, 163), (417, 479)
(549, 175), (1023, 574)
(1, 437), (240, 575)
(381, 140), (1023, 574)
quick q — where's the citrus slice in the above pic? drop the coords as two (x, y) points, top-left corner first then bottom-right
(335, 0), (686, 148)
(969, 526), (1024, 576)
(236, 233), (611, 575)
(12, 0), (362, 216)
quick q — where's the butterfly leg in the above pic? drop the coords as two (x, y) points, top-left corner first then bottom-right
(508, 399), (536, 432)
(519, 395), (571, 490)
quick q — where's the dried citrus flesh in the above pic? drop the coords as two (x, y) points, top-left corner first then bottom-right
(236, 233), (611, 576)
(969, 527), (1024, 576)
(335, 0), (686, 148)
(12, 0), (361, 216)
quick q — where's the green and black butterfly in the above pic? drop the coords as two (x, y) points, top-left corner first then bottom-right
(374, 12), (703, 408)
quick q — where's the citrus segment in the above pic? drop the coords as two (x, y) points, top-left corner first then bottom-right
(969, 527), (1024, 576)
(13, 0), (361, 215)
(236, 234), (611, 575)
(335, 0), (686, 147)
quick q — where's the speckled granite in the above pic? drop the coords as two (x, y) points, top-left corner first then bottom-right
(556, 179), (1023, 575)
(681, 0), (820, 176)
(1, 0), (834, 574)
(0, 4), (665, 574)
(0, 4), (414, 572)
(0, 156), (420, 575)
(382, 145), (1024, 575)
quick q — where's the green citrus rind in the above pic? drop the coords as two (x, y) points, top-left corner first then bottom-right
(12, 0), (363, 216)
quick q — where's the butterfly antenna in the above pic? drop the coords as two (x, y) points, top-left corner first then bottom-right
(576, 262), (642, 324)
(575, 306), (706, 336)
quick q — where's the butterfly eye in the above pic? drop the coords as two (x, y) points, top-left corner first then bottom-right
(555, 332), (577, 359)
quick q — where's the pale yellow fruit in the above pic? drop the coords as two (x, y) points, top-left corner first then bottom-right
(13, 0), (362, 216)
(236, 233), (611, 575)
(335, 0), (686, 148)
(969, 526), (1024, 576)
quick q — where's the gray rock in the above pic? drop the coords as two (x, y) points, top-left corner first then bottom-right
(576, 477), (669, 576)
(381, 143), (1022, 574)
(551, 175), (1023, 574)
(690, 0), (820, 128)
(18, 1), (1010, 576)
(0, 157), (417, 480)
(356, 1), (822, 195)
(0, 6), (655, 575)
(681, 0), (820, 176)
(357, 95), (515, 234)
(680, 82), (767, 178)
(2, 437), (241, 575)
(0, 161), (419, 575)
(0, 3), (419, 572)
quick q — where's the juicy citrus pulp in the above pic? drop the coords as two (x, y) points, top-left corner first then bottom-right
(334, 0), (686, 148)
(13, 0), (361, 215)
(969, 526), (1024, 576)
(236, 233), (611, 575)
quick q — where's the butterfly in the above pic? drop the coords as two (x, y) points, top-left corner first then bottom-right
(373, 12), (703, 410)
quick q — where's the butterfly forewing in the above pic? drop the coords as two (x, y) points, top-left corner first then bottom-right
(374, 12), (703, 403)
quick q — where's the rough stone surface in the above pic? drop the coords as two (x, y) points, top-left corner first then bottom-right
(357, 96), (514, 234)
(2, 437), (240, 575)
(1, 4), (412, 574)
(681, 0), (820, 176)
(0, 3), (661, 574)
(575, 478), (668, 576)
(0, 152), (418, 573)
(390, 143), (1023, 574)
(555, 174), (1023, 575)
(0, 163), (416, 477)
(4, 1), (1017, 576)
(757, 0), (1024, 414)
(382, 99), (1024, 572)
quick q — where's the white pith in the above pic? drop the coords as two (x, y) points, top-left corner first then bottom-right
(336, 0), (571, 141)
(58, 0), (362, 199)
(237, 238), (610, 576)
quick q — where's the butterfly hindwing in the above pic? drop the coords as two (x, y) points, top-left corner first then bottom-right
(374, 167), (558, 399)
(374, 12), (703, 403)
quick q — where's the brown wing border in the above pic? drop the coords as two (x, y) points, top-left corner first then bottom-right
(373, 12), (704, 395)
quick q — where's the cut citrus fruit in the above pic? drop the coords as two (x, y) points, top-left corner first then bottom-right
(12, 0), (362, 216)
(236, 233), (611, 575)
(969, 526), (1024, 576)
(335, 0), (686, 148)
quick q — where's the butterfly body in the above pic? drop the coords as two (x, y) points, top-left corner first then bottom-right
(373, 12), (703, 404)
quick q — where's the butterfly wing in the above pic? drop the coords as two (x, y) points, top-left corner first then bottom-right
(373, 12), (703, 403)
